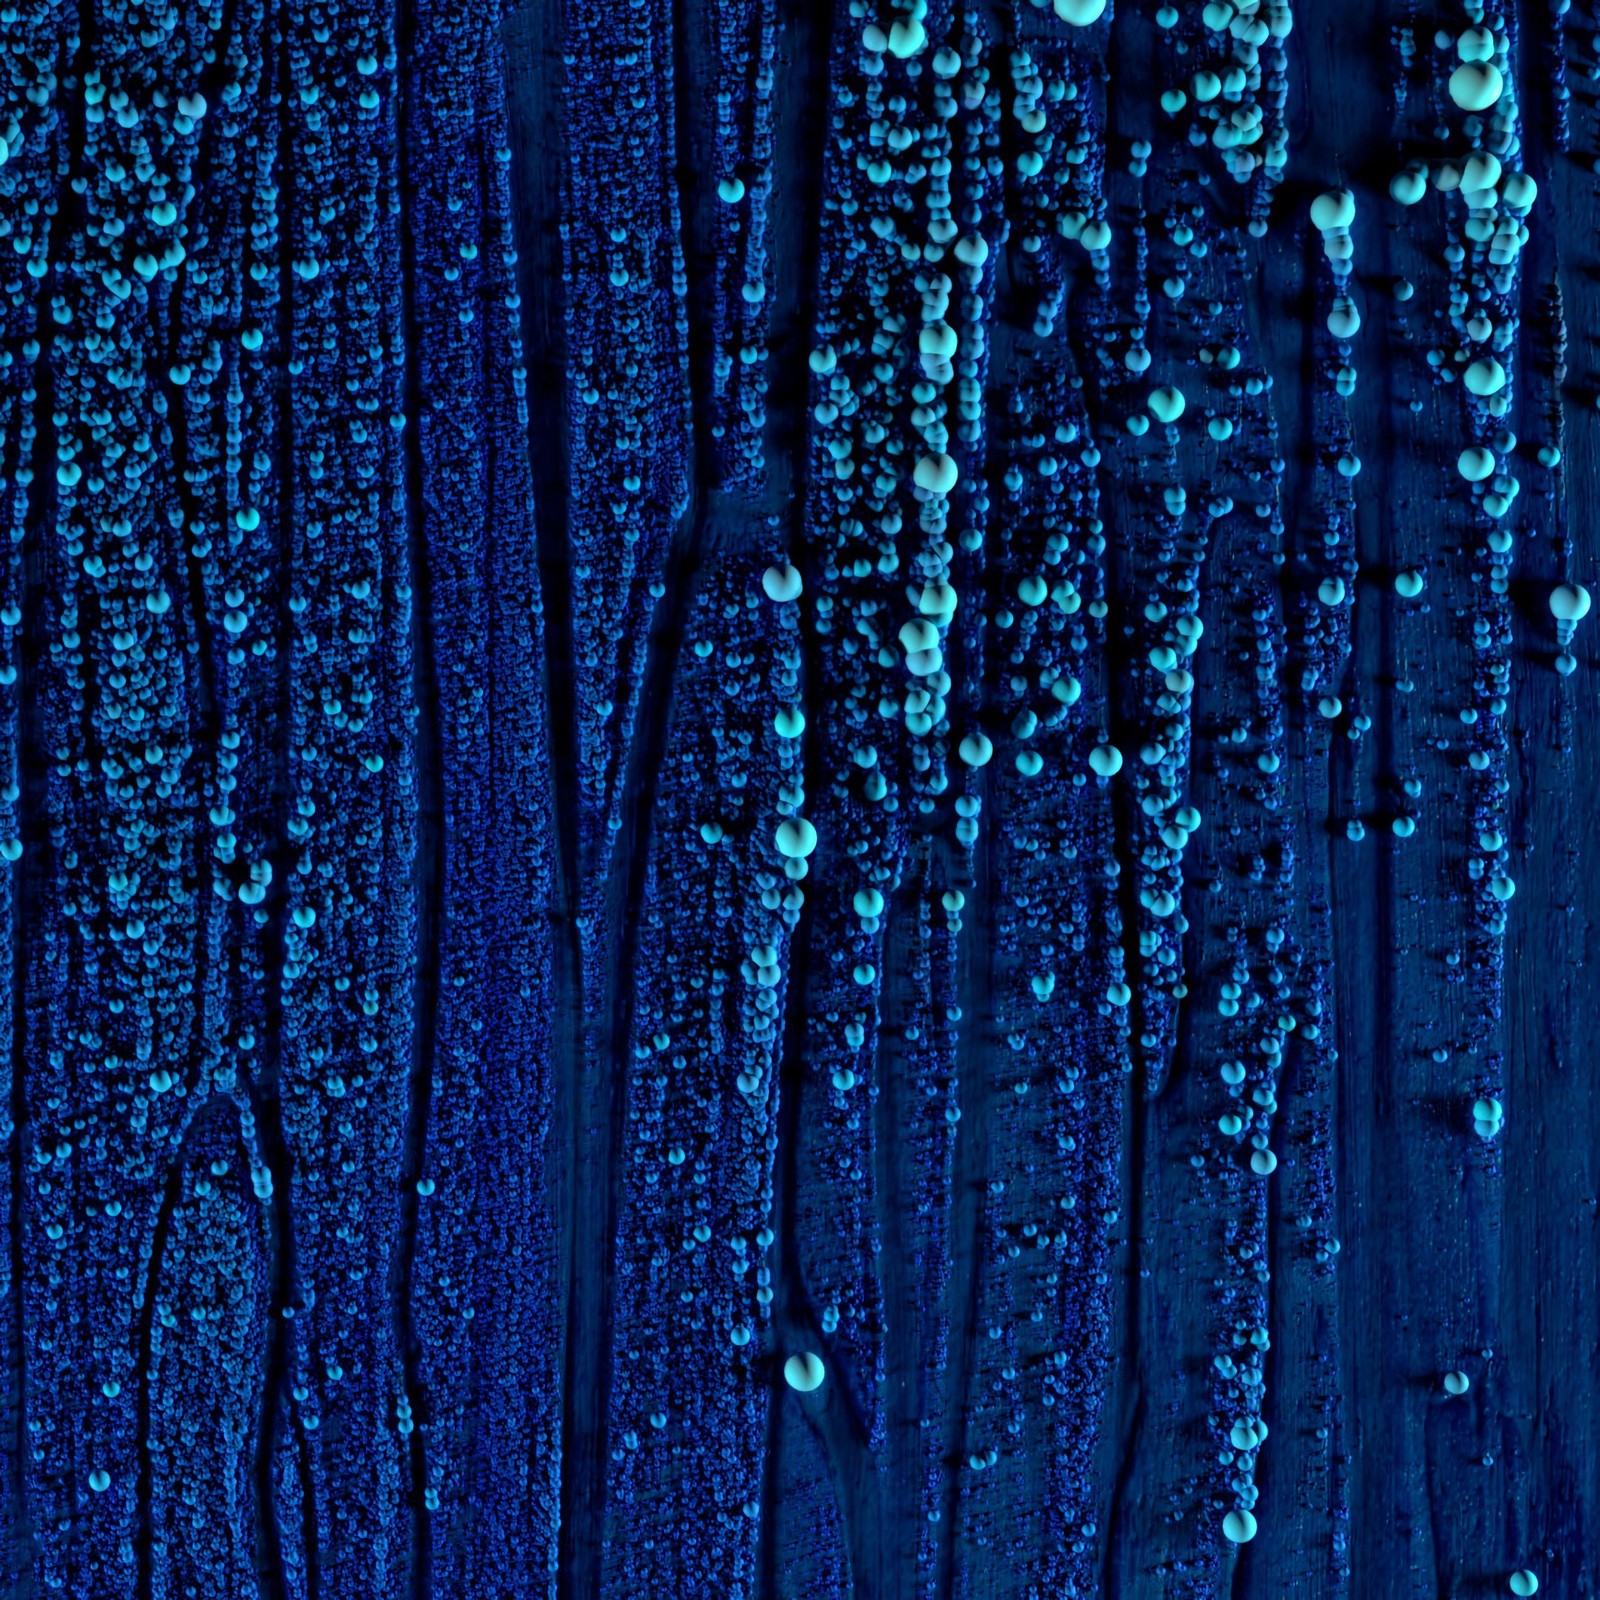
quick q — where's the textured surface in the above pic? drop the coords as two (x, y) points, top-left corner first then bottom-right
(0, 0), (1595, 1594)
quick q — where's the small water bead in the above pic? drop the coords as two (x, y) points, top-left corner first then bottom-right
(1148, 385), (1186, 423)
(1079, 219), (1112, 252)
(1550, 583), (1591, 623)
(1508, 1573), (1540, 1597)
(1501, 172), (1538, 211)
(887, 16), (926, 56)
(920, 323), (958, 366)
(774, 818), (818, 859)
(1464, 357), (1507, 397)
(1461, 151), (1502, 194)
(784, 1352), (826, 1392)
(959, 731), (994, 767)
(1390, 164), (1429, 205)
(1449, 60), (1504, 111)
(762, 564), (803, 603)
(1327, 297), (1361, 338)
(1310, 188), (1355, 232)
(1443, 1370), (1471, 1396)
(1088, 744), (1123, 777)
(1054, 0), (1108, 21)
(1222, 1509), (1258, 1544)
(913, 454), (959, 495)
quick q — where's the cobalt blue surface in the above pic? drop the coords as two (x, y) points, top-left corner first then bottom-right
(0, 0), (1592, 1594)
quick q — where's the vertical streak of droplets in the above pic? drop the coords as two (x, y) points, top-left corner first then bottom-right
(397, 0), (562, 1590)
(271, 0), (417, 1591)
(12, 0), (237, 1589)
(0, 0), (74, 1587)
(553, 0), (693, 1589)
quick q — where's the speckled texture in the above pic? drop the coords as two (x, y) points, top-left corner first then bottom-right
(0, 0), (1592, 1595)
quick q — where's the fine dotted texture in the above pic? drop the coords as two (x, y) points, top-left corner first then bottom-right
(0, 0), (1592, 1596)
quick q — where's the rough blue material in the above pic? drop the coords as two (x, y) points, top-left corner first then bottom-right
(0, 0), (1593, 1595)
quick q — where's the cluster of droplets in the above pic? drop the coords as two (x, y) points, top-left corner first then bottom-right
(1155, 0), (1294, 225)
(262, 3), (429, 1590)
(1292, 185), (1363, 735)
(1389, 13), (1533, 1113)
(562, 0), (692, 864)
(11, 0), (564, 1588)
(143, 1110), (270, 1600)
(599, 561), (803, 1597)
(0, 0), (1586, 1589)
(707, 0), (777, 486)
(393, 0), (564, 1581)
(765, 14), (1009, 1475)
(8, 1), (242, 1586)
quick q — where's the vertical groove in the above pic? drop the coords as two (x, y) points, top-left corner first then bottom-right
(133, 1112), (215, 1600)
(0, 0), (1586, 1594)
(12, 24), (84, 1584)
(934, 761), (992, 1600)
(499, 3), (586, 1594)
(7, 327), (53, 1600)
(253, 10), (311, 1594)
(763, 0), (835, 514)
(671, 0), (721, 505)
(394, 0), (438, 1590)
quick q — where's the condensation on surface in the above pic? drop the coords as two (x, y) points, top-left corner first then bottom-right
(0, 0), (1593, 1595)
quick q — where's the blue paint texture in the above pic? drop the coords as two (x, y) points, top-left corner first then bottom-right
(0, 0), (1592, 1593)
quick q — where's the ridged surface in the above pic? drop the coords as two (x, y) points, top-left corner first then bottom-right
(0, 0), (1593, 1595)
